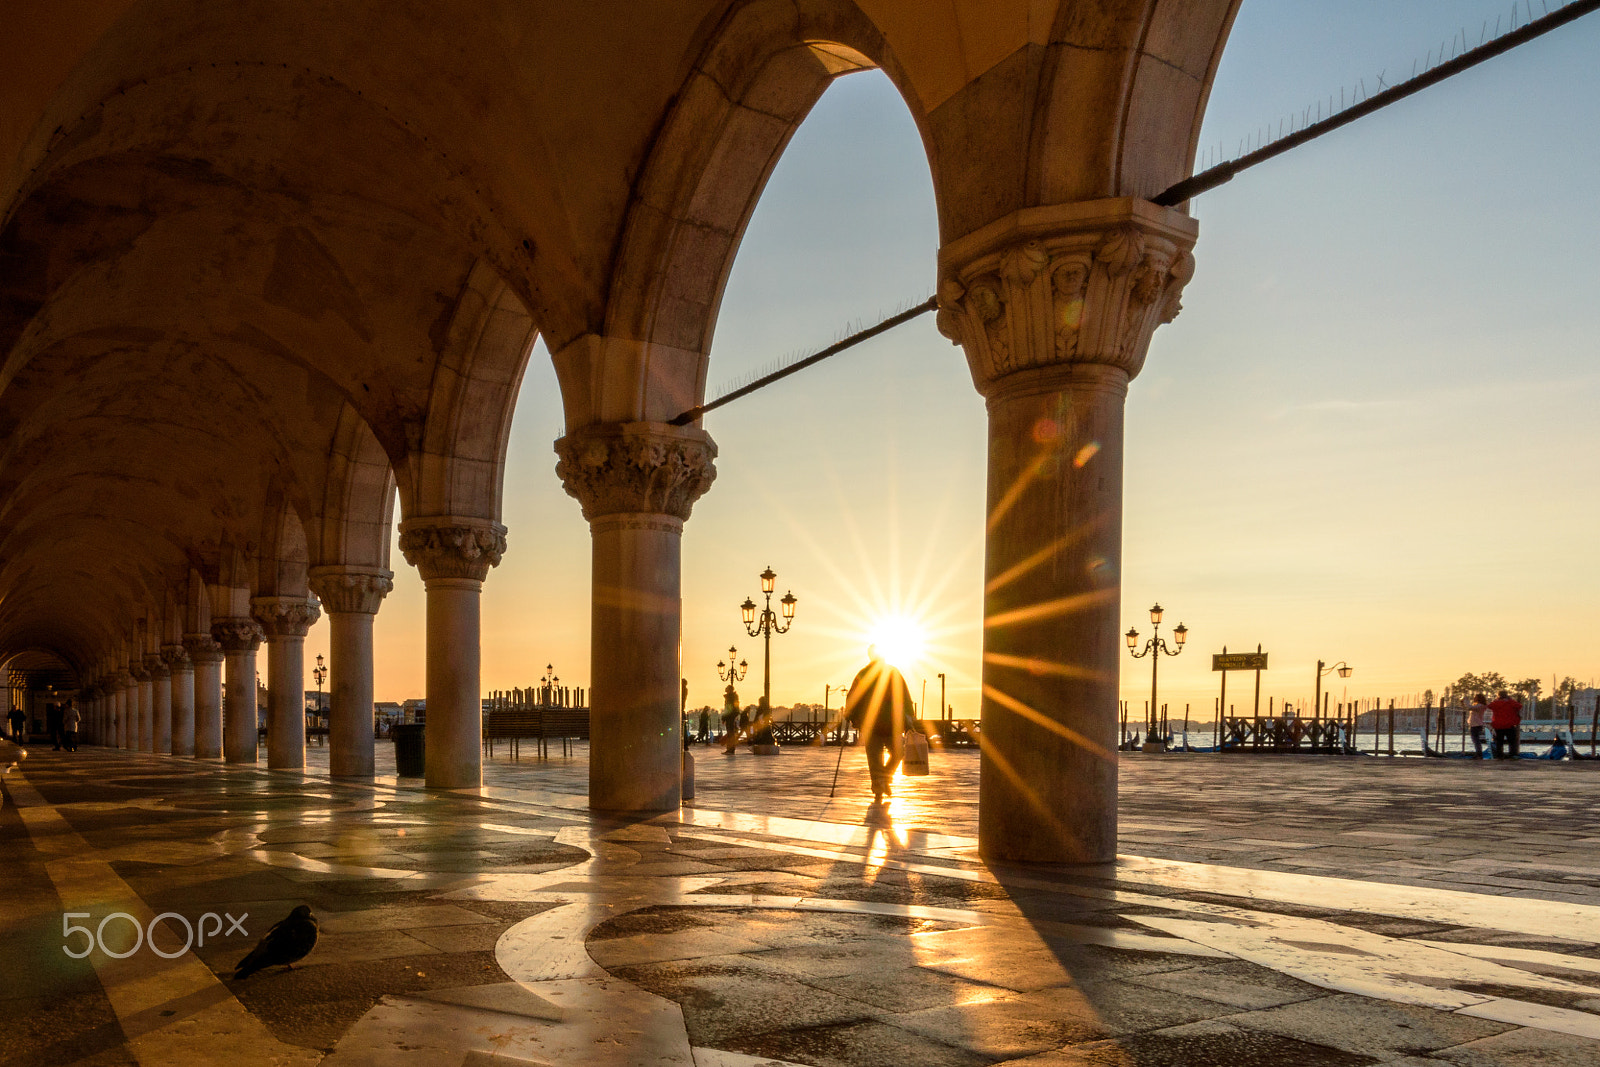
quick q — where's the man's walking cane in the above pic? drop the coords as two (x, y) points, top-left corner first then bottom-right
(828, 713), (849, 798)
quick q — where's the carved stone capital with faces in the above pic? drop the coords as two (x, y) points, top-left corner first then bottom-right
(183, 633), (224, 665)
(398, 519), (507, 582)
(160, 644), (191, 672)
(143, 653), (169, 680)
(211, 617), (264, 653)
(554, 422), (717, 523)
(936, 199), (1198, 394)
(250, 596), (321, 639)
(308, 568), (394, 614)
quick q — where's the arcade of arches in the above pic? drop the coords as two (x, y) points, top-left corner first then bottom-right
(0, 0), (1240, 863)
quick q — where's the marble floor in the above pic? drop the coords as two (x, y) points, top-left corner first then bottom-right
(3, 742), (1598, 1066)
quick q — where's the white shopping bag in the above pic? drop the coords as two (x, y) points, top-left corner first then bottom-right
(902, 730), (930, 776)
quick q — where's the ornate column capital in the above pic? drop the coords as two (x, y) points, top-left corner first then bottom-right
(936, 198), (1198, 395)
(554, 421), (717, 523)
(398, 517), (507, 582)
(117, 670), (137, 689)
(182, 632), (224, 665)
(308, 566), (394, 614)
(161, 643), (191, 672)
(250, 595), (321, 638)
(211, 617), (264, 653)
(143, 653), (169, 680)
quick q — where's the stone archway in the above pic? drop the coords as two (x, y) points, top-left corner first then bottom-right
(0, 0), (1247, 864)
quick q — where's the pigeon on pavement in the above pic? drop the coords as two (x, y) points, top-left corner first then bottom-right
(233, 905), (318, 979)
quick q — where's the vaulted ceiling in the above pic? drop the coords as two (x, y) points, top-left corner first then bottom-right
(0, 0), (1241, 678)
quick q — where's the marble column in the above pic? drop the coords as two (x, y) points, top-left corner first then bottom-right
(113, 672), (126, 748)
(212, 619), (263, 764)
(163, 645), (194, 755)
(147, 654), (172, 755)
(114, 678), (128, 749)
(397, 519), (505, 790)
(185, 634), (224, 759)
(251, 596), (321, 771)
(935, 198), (1197, 864)
(134, 664), (153, 752)
(308, 567), (393, 779)
(125, 675), (138, 749)
(556, 422), (716, 812)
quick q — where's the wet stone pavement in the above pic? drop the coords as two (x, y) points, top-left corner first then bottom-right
(2, 742), (1597, 1066)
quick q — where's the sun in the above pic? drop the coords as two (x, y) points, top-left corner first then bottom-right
(866, 614), (928, 672)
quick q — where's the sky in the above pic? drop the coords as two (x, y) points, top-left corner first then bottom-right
(299, 0), (1600, 720)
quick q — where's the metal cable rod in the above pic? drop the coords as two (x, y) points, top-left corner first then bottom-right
(672, 3), (1598, 421)
(668, 296), (937, 426)
(1154, 0), (1600, 206)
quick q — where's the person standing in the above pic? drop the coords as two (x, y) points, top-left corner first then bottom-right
(720, 685), (741, 754)
(1488, 689), (1523, 760)
(843, 647), (917, 802)
(1467, 693), (1490, 758)
(6, 704), (26, 743)
(60, 700), (81, 753)
(697, 707), (710, 744)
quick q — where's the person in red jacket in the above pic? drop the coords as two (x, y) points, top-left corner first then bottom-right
(1487, 690), (1523, 760)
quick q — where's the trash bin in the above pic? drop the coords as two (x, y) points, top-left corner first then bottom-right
(392, 723), (426, 777)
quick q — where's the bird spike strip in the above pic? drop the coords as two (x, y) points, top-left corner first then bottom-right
(1154, 0), (1600, 207)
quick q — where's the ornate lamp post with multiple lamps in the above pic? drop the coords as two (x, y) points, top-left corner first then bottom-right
(740, 566), (797, 751)
(312, 653), (327, 738)
(541, 663), (560, 705)
(716, 646), (748, 684)
(1125, 603), (1187, 752)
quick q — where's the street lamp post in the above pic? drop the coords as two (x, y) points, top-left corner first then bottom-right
(313, 653), (327, 738)
(1125, 603), (1187, 751)
(541, 663), (560, 705)
(716, 646), (748, 684)
(740, 566), (797, 748)
(1314, 659), (1353, 733)
(824, 681), (849, 743)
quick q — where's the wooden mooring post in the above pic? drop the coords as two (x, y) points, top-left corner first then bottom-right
(1387, 699), (1396, 757)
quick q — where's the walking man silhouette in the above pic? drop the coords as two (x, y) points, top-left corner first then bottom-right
(843, 647), (915, 802)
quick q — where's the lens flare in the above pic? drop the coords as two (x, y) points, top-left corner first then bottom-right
(867, 615), (928, 671)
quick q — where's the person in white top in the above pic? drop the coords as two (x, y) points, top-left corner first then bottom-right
(60, 700), (82, 752)
(1466, 693), (1489, 759)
